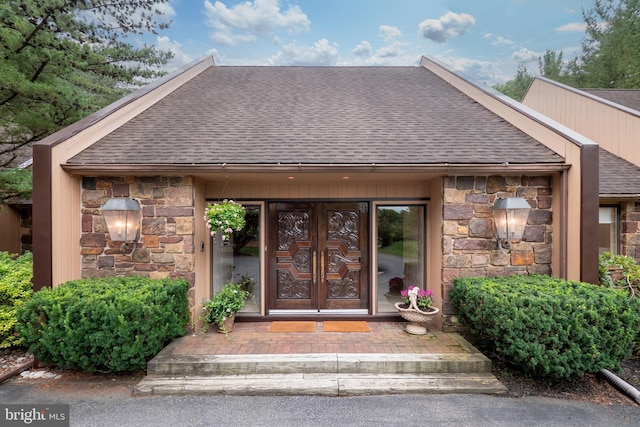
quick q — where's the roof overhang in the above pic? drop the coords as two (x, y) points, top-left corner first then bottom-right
(61, 162), (569, 179)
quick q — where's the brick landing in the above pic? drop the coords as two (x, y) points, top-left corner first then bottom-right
(170, 322), (477, 356)
(136, 322), (507, 396)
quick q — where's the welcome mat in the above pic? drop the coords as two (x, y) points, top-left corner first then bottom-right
(269, 321), (317, 333)
(322, 321), (370, 333)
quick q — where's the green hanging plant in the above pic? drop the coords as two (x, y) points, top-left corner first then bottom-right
(204, 199), (246, 242)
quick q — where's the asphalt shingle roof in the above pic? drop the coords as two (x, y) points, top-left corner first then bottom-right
(582, 89), (640, 113)
(68, 66), (564, 166)
(600, 148), (640, 195)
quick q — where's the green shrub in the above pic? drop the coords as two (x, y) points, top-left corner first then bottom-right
(598, 252), (640, 291)
(598, 253), (640, 355)
(0, 251), (33, 348)
(17, 277), (190, 372)
(450, 275), (640, 378)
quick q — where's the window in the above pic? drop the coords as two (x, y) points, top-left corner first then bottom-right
(211, 204), (261, 313)
(599, 206), (619, 255)
(376, 204), (426, 313)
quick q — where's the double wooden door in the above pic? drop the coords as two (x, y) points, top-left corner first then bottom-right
(268, 202), (369, 311)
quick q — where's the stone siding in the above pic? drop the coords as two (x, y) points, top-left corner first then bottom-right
(80, 176), (196, 305)
(620, 201), (640, 262)
(441, 175), (553, 331)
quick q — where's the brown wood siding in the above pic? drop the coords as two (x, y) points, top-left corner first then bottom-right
(0, 206), (21, 253)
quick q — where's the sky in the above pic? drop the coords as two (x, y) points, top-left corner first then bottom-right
(141, 0), (596, 86)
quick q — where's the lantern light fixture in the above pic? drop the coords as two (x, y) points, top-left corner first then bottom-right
(102, 198), (141, 255)
(492, 197), (531, 253)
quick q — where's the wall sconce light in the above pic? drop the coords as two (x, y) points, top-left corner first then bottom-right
(492, 197), (531, 253)
(102, 198), (141, 255)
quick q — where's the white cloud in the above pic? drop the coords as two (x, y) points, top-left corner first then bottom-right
(375, 41), (408, 58)
(379, 25), (402, 41)
(268, 38), (338, 65)
(352, 41), (372, 57)
(155, 2), (176, 21)
(556, 22), (587, 33)
(435, 56), (502, 85)
(204, 0), (310, 45)
(512, 48), (539, 64)
(157, 36), (194, 71)
(492, 36), (514, 46)
(418, 11), (475, 43)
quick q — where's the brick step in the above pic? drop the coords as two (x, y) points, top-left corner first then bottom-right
(133, 372), (507, 397)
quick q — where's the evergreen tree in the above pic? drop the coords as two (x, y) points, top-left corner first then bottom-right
(0, 0), (173, 201)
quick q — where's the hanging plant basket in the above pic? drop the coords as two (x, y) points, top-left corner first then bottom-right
(204, 200), (246, 242)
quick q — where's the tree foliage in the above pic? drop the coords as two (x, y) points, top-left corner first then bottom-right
(495, 0), (640, 98)
(0, 0), (174, 171)
(581, 0), (640, 88)
(0, 168), (31, 203)
(493, 66), (534, 101)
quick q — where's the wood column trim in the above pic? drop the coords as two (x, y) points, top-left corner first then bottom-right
(32, 144), (52, 290)
(580, 144), (599, 284)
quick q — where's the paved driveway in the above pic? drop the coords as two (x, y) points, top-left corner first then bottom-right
(1, 377), (638, 427)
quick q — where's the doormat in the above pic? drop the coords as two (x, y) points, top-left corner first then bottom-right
(269, 321), (318, 333)
(322, 321), (370, 333)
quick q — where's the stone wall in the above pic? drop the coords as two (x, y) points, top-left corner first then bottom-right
(620, 201), (640, 262)
(80, 176), (196, 305)
(441, 175), (553, 331)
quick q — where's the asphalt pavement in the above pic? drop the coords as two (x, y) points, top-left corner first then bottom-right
(1, 377), (638, 427)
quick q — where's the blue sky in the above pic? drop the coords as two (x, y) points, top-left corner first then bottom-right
(145, 0), (595, 85)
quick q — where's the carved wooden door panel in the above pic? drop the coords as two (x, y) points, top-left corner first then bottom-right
(318, 203), (368, 310)
(268, 202), (368, 311)
(269, 203), (317, 310)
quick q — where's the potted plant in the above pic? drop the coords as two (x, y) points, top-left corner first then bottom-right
(395, 285), (439, 335)
(204, 199), (246, 242)
(201, 282), (249, 333)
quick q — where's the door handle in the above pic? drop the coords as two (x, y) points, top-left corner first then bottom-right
(321, 251), (325, 282)
(312, 251), (317, 283)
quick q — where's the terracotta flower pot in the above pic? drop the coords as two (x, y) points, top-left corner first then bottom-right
(216, 313), (236, 333)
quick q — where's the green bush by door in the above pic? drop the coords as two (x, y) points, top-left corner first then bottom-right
(17, 277), (190, 373)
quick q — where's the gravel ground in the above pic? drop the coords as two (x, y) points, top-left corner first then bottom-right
(0, 347), (33, 376)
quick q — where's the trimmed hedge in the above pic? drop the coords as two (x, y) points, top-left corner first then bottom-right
(0, 251), (33, 348)
(17, 277), (190, 372)
(598, 252), (640, 355)
(450, 275), (640, 378)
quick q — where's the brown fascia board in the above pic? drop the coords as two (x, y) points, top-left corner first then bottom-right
(420, 56), (600, 151)
(600, 194), (640, 200)
(61, 162), (569, 175)
(33, 56), (215, 151)
(529, 76), (640, 119)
